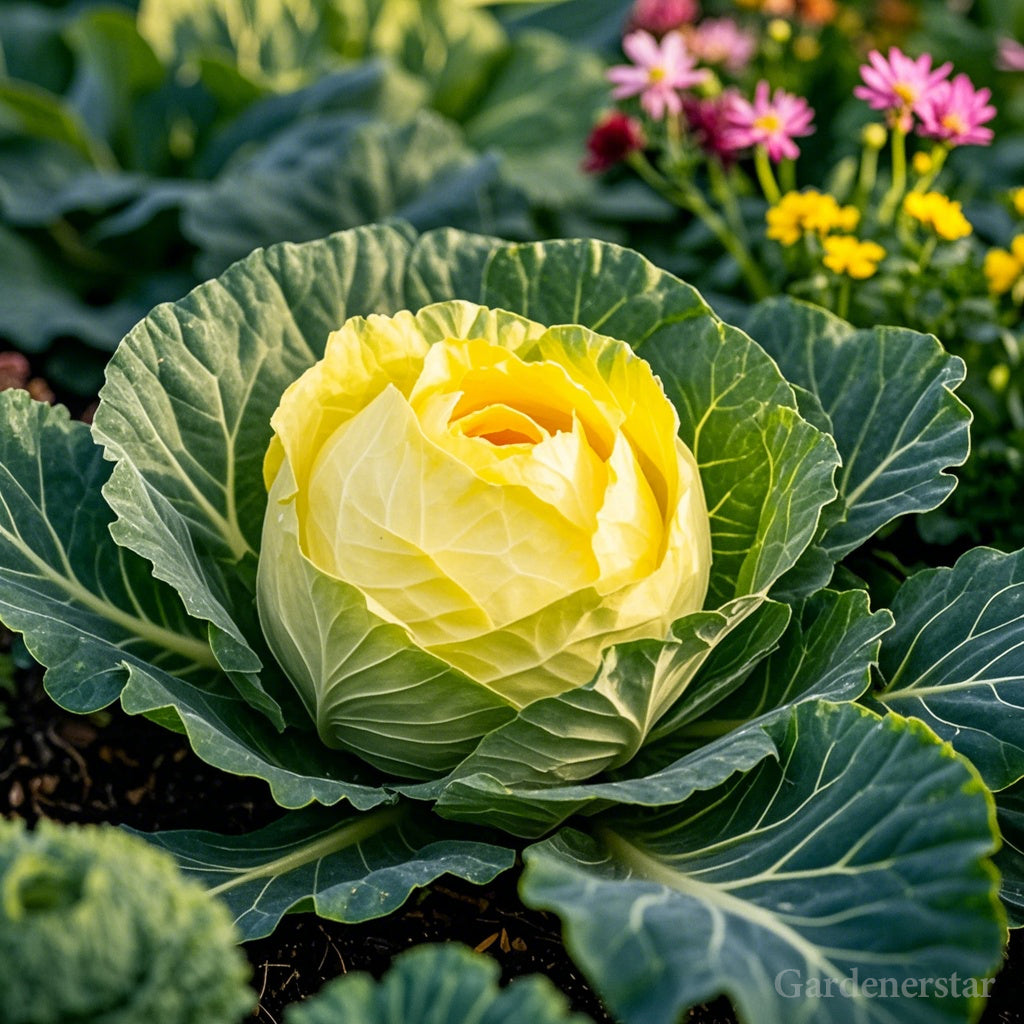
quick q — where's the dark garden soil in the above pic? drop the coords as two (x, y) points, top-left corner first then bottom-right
(1, 647), (1022, 1024)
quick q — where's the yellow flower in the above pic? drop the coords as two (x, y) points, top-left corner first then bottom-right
(766, 193), (807, 246)
(912, 151), (933, 176)
(793, 35), (821, 62)
(1011, 188), (1024, 217)
(766, 190), (860, 247)
(984, 246), (1023, 295)
(861, 123), (887, 150)
(902, 191), (972, 241)
(257, 301), (712, 771)
(822, 235), (886, 279)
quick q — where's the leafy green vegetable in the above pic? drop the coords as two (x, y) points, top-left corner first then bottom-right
(285, 943), (593, 1024)
(0, 818), (253, 1024)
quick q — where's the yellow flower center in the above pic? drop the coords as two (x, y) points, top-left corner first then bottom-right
(941, 112), (966, 135)
(754, 112), (781, 133)
(893, 82), (916, 105)
(648, 65), (667, 83)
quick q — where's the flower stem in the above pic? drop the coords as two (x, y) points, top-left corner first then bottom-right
(628, 152), (772, 300)
(708, 158), (747, 241)
(854, 141), (879, 209)
(754, 145), (781, 204)
(879, 122), (907, 225)
(917, 234), (938, 275)
(779, 157), (796, 194)
(912, 145), (949, 194)
(835, 276), (851, 320)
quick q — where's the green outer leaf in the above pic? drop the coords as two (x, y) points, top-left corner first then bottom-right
(521, 701), (1005, 1024)
(430, 600), (782, 833)
(137, 804), (514, 940)
(95, 223), (415, 563)
(659, 588), (894, 752)
(872, 546), (1024, 792)
(744, 297), (971, 563)
(641, 598), (791, 747)
(285, 943), (594, 1024)
(120, 661), (390, 812)
(424, 720), (778, 838)
(995, 779), (1024, 927)
(0, 389), (215, 712)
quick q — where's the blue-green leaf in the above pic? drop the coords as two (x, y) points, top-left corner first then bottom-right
(285, 943), (593, 1024)
(120, 661), (390, 811)
(872, 546), (1024, 791)
(744, 297), (970, 581)
(0, 388), (215, 713)
(995, 779), (1024, 927)
(650, 588), (894, 755)
(92, 224), (416, 724)
(521, 701), (1004, 1024)
(138, 804), (514, 939)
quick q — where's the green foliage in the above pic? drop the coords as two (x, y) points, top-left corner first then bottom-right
(141, 804), (515, 940)
(0, 818), (253, 1024)
(521, 702), (1004, 1024)
(285, 943), (593, 1024)
(0, 0), (606, 390)
(872, 546), (1024, 792)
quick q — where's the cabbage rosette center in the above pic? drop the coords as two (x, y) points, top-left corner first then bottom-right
(257, 301), (711, 777)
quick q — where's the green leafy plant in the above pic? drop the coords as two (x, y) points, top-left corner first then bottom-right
(0, 817), (253, 1024)
(285, 942), (593, 1023)
(0, 224), (1019, 1022)
(0, 0), (607, 392)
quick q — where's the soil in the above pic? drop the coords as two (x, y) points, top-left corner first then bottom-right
(1, 647), (1022, 1024)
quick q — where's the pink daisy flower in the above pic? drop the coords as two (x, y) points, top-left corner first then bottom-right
(687, 18), (757, 75)
(854, 47), (952, 121)
(998, 38), (1024, 73)
(917, 73), (996, 147)
(626, 0), (699, 36)
(724, 81), (815, 162)
(607, 30), (709, 120)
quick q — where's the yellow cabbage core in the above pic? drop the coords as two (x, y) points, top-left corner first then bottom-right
(263, 301), (711, 708)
